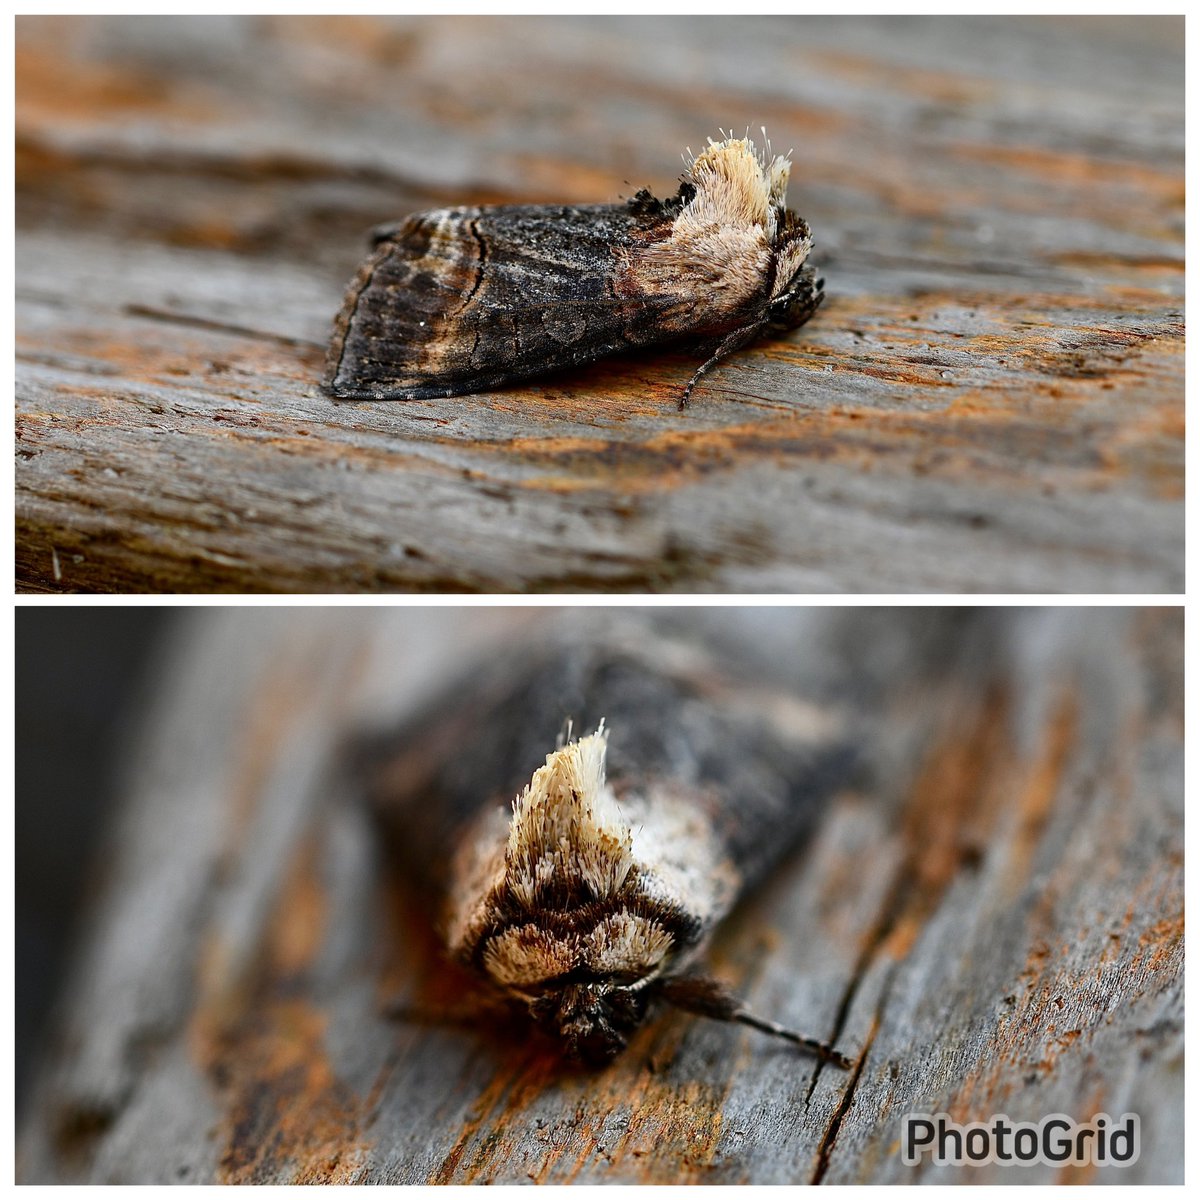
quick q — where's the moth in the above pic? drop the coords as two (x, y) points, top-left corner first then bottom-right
(359, 638), (855, 1069)
(324, 133), (824, 409)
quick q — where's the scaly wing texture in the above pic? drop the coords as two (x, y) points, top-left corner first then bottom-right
(324, 136), (809, 401)
(324, 203), (682, 399)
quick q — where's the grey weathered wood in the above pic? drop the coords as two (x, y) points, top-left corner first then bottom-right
(17, 608), (1182, 1183)
(15, 16), (1183, 592)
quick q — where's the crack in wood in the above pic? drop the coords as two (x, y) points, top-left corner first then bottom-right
(810, 999), (887, 1185)
(121, 304), (324, 351)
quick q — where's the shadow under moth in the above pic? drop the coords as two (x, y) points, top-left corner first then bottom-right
(357, 634), (855, 1069)
(324, 133), (823, 408)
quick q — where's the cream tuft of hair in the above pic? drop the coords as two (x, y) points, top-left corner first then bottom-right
(628, 132), (807, 319)
(445, 723), (739, 993)
(481, 911), (675, 988)
(682, 134), (792, 240)
(505, 723), (634, 908)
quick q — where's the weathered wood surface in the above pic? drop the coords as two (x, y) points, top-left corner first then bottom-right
(17, 608), (1182, 1183)
(15, 16), (1183, 593)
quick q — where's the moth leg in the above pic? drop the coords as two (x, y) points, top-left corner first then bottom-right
(678, 268), (826, 409)
(660, 974), (852, 1069)
(679, 321), (768, 410)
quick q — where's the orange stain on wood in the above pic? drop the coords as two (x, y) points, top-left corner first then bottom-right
(950, 142), (1182, 207)
(191, 835), (374, 1183)
(818, 49), (998, 106)
(425, 1006), (727, 1182)
(1003, 691), (1078, 892)
(215, 998), (370, 1184)
(1137, 913), (1184, 973)
(954, 878), (1179, 1128)
(16, 46), (217, 128)
(904, 686), (1012, 885)
(442, 1068), (725, 1183)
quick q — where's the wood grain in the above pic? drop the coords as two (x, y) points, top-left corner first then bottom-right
(15, 16), (1183, 592)
(16, 608), (1182, 1182)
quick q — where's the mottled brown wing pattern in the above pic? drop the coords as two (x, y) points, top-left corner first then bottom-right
(323, 204), (681, 400)
(323, 136), (824, 405)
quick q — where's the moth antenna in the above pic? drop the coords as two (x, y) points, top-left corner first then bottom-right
(660, 974), (851, 1069)
(678, 321), (767, 409)
(732, 1010), (853, 1070)
(679, 356), (717, 410)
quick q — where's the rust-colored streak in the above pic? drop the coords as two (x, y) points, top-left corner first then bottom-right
(610, 1079), (725, 1182)
(215, 1001), (368, 1184)
(427, 1014), (726, 1184)
(877, 683), (1014, 960)
(269, 852), (327, 980)
(1004, 691), (1078, 892)
(1053, 1083), (1109, 1185)
(944, 696), (1089, 1119)
(949, 715), (1181, 1130)
(219, 666), (320, 867)
(269, 15), (422, 67)
(1136, 912), (1185, 974)
(192, 836), (373, 1184)
(950, 142), (1183, 212)
(818, 48), (999, 106)
(16, 44), (216, 129)
(17, 286), (1182, 510)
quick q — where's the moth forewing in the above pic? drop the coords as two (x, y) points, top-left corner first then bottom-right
(323, 134), (823, 407)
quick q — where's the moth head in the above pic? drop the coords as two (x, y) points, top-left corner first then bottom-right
(474, 725), (684, 1061)
(525, 977), (653, 1065)
(765, 273), (817, 333)
(759, 204), (817, 330)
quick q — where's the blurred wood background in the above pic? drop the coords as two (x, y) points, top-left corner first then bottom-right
(17, 608), (1182, 1182)
(15, 16), (1183, 593)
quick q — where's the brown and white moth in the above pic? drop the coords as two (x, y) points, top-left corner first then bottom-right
(358, 636), (855, 1069)
(445, 722), (851, 1067)
(324, 133), (823, 408)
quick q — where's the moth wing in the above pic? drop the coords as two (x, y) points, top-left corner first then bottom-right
(324, 205), (681, 400)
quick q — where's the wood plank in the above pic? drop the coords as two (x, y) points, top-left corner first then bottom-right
(16, 608), (1183, 1182)
(15, 16), (1183, 592)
